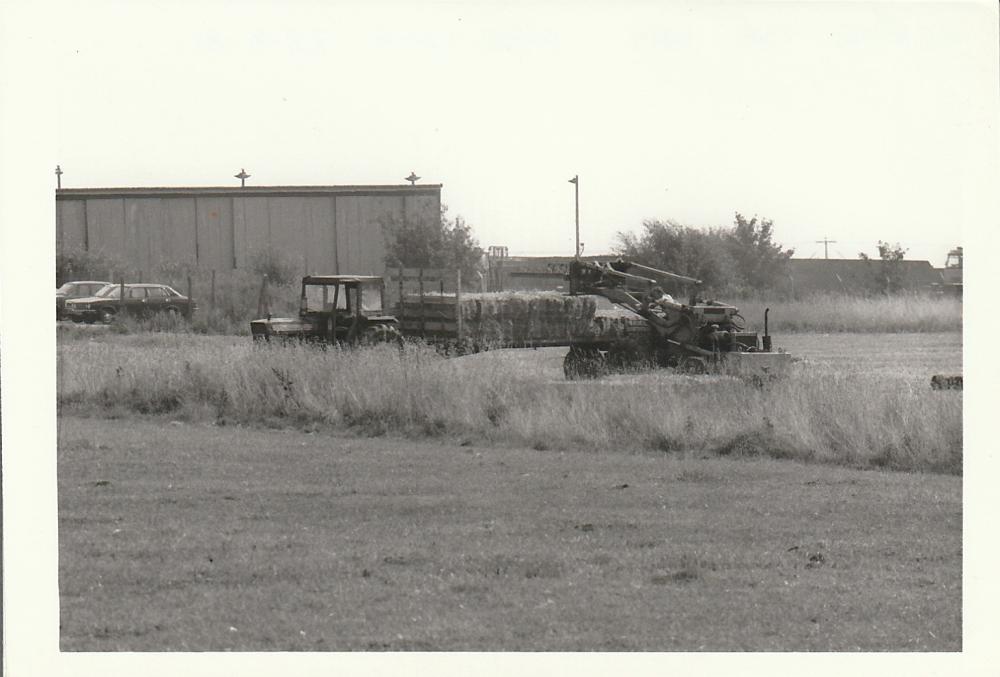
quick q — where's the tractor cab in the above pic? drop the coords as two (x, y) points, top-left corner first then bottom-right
(300, 275), (386, 319)
(251, 275), (399, 344)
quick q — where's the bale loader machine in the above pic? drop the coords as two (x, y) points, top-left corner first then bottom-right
(562, 259), (791, 380)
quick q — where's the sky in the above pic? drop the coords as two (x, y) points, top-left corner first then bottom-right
(40, 1), (996, 265)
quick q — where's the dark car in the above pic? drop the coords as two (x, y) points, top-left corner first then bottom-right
(64, 283), (197, 324)
(56, 280), (111, 319)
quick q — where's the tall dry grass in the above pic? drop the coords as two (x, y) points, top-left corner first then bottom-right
(733, 293), (962, 334)
(57, 338), (962, 474)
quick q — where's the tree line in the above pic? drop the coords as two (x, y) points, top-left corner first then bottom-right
(381, 208), (914, 297)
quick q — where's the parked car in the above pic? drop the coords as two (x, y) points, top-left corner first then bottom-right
(56, 280), (111, 319)
(64, 283), (197, 324)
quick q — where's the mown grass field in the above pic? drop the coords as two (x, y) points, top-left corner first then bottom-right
(58, 416), (961, 652)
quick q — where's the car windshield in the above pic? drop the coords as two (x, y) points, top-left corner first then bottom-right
(57, 283), (75, 293)
(95, 285), (120, 299)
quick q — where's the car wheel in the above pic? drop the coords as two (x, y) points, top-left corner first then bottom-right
(99, 308), (116, 324)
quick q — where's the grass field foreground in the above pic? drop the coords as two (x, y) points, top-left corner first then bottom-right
(57, 332), (963, 474)
(58, 416), (962, 652)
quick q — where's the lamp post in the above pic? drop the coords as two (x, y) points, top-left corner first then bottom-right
(568, 175), (579, 259)
(235, 168), (250, 187)
(405, 172), (420, 185)
(55, 165), (63, 189)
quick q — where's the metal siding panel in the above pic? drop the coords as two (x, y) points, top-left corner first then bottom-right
(336, 196), (360, 274)
(305, 197), (337, 274)
(361, 197), (386, 276)
(195, 197), (233, 270)
(353, 197), (372, 275)
(234, 197), (270, 268)
(364, 195), (400, 276)
(57, 200), (87, 253)
(85, 198), (126, 259)
(404, 193), (440, 230)
(232, 196), (247, 269)
(267, 196), (310, 275)
(125, 198), (165, 274)
(162, 198), (198, 265)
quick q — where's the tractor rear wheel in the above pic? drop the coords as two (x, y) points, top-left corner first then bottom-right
(564, 346), (605, 380)
(606, 339), (645, 373)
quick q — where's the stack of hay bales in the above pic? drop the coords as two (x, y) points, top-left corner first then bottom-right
(399, 291), (642, 345)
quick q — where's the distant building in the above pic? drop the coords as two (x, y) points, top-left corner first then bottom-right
(785, 258), (943, 296)
(55, 184), (442, 276)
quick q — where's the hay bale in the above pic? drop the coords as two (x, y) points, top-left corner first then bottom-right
(400, 291), (642, 344)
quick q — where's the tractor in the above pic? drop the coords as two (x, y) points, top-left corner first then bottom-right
(250, 275), (401, 345)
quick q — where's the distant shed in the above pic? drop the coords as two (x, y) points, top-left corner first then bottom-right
(55, 184), (442, 277)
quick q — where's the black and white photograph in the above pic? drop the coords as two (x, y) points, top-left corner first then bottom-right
(1, 0), (997, 674)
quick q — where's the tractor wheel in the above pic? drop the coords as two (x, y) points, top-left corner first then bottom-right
(606, 339), (645, 373)
(677, 356), (708, 375)
(564, 346), (605, 380)
(362, 324), (403, 346)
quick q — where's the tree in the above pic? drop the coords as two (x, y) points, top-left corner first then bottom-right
(382, 205), (484, 286)
(615, 213), (794, 295)
(726, 213), (794, 292)
(615, 219), (736, 293)
(859, 241), (908, 295)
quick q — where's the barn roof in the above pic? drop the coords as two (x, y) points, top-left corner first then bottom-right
(56, 184), (443, 200)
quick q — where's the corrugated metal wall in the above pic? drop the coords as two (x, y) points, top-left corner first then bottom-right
(56, 187), (442, 277)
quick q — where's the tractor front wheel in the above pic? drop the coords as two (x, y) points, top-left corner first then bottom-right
(362, 324), (403, 346)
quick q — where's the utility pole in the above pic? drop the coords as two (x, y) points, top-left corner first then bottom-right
(816, 236), (837, 259)
(55, 165), (63, 189)
(569, 175), (579, 259)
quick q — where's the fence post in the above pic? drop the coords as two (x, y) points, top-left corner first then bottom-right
(118, 278), (125, 316)
(397, 266), (404, 316)
(210, 269), (216, 309)
(257, 273), (270, 318)
(418, 268), (425, 339)
(456, 268), (463, 341)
